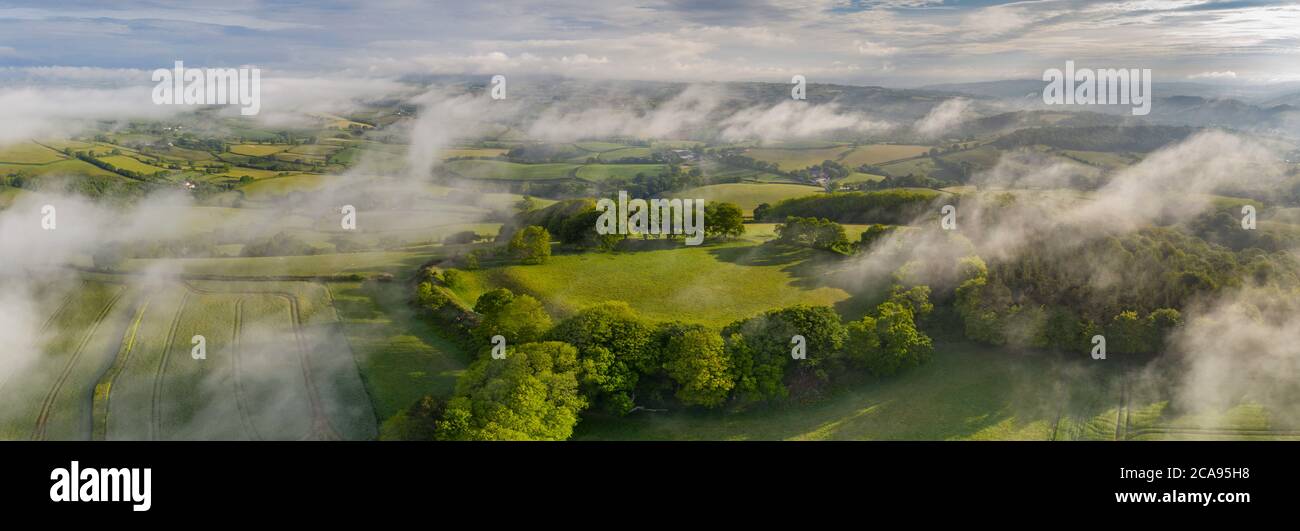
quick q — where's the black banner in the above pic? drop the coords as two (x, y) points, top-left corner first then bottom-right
(1, 441), (1289, 519)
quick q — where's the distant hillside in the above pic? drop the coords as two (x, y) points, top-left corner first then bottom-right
(952, 110), (1127, 138)
(992, 125), (1199, 153)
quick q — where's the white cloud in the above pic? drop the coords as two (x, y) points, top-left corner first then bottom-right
(1188, 71), (1238, 79)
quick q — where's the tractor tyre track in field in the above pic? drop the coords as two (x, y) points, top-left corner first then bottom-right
(1118, 374), (1128, 442)
(284, 293), (341, 441)
(1127, 427), (1300, 439)
(1114, 374), (1129, 441)
(0, 283), (82, 399)
(32, 286), (127, 441)
(232, 298), (263, 441)
(151, 291), (191, 441)
(90, 294), (152, 441)
(182, 282), (339, 440)
(322, 283), (382, 433)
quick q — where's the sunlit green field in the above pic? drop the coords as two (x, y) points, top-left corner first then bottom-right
(746, 146), (851, 171)
(330, 281), (468, 421)
(0, 141), (67, 164)
(682, 182), (823, 216)
(838, 144), (931, 166)
(575, 163), (666, 181)
(449, 240), (856, 328)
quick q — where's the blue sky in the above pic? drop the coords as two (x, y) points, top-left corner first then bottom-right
(1, 0), (1298, 86)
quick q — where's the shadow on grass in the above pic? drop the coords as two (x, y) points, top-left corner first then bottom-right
(708, 241), (882, 321)
(573, 343), (1129, 441)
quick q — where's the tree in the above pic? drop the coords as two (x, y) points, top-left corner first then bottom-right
(870, 301), (933, 375)
(560, 209), (620, 250)
(660, 322), (733, 407)
(1106, 311), (1146, 354)
(753, 202), (771, 222)
(841, 315), (880, 369)
(436, 341), (587, 441)
(379, 395), (445, 441)
(548, 302), (657, 414)
(1146, 308), (1181, 353)
(955, 255), (1007, 345)
(473, 290), (552, 346)
(887, 284), (933, 323)
(723, 305), (846, 404)
(508, 225), (551, 264)
(415, 281), (450, 311)
(856, 224), (894, 251)
(704, 202), (745, 240)
(775, 217), (849, 254)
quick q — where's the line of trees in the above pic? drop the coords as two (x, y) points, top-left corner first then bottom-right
(500, 198), (746, 252)
(759, 189), (941, 225)
(392, 280), (936, 440)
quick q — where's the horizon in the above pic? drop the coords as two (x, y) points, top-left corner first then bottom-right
(1, 0), (1298, 88)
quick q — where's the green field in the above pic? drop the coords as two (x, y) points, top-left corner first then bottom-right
(230, 144), (291, 157)
(237, 174), (329, 199)
(0, 158), (123, 179)
(449, 240), (859, 328)
(575, 342), (1295, 441)
(839, 172), (886, 185)
(99, 155), (169, 174)
(878, 156), (939, 178)
(331, 281), (468, 420)
(681, 182), (823, 216)
(0, 141), (66, 164)
(575, 164), (666, 181)
(209, 166), (298, 181)
(597, 147), (653, 160)
(838, 144), (931, 166)
(746, 146), (850, 171)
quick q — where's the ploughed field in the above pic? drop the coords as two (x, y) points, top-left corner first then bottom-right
(0, 276), (377, 440)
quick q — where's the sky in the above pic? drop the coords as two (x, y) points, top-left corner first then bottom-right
(0, 0), (1298, 87)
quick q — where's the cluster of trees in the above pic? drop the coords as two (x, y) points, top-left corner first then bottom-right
(502, 198), (745, 252)
(595, 164), (706, 198)
(955, 254), (1182, 354)
(172, 134), (224, 153)
(508, 226), (552, 264)
(761, 189), (940, 225)
(505, 144), (586, 163)
(714, 151), (781, 175)
(948, 227), (1300, 354)
(73, 152), (166, 181)
(775, 217), (850, 254)
(395, 282), (936, 440)
(849, 173), (949, 192)
(791, 160), (851, 185)
(1190, 207), (1300, 252)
